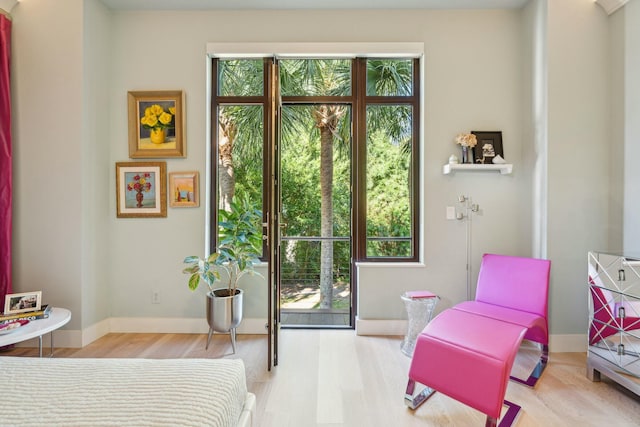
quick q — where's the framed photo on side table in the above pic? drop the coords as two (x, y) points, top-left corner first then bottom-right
(169, 171), (199, 208)
(116, 161), (167, 218)
(128, 90), (186, 158)
(4, 291), (42, 315)
(471, 131), (503, 164)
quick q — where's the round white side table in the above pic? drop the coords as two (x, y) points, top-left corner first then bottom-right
(0, 307), (71, 357)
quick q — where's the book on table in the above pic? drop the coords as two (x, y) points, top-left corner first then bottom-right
(0, 305), (51, 324)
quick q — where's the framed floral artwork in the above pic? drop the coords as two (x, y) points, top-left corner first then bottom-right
(169, 171), (199, 208)
(116, 161), (167, 218)
(128, 90), (186, 158)
(471, 131), (503, 164)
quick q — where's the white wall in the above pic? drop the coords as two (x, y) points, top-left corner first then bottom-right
(107, 9), (528, 327)
(81, 0), (111, 333)
(522, 0), (547, 261)
(546, 0), (610, 341)
(609, 4), (625, 251)
(624, 0), (640, 253)
(9, 1), (622, 349)
(12, 0), (85, 339)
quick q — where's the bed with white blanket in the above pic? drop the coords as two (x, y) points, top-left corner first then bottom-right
(0, 357), (255, 427)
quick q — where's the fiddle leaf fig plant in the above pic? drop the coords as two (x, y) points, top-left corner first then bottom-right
(216, 194), (263, 296)
(182, 194), (263, 297)
(183, 252), (221, 293)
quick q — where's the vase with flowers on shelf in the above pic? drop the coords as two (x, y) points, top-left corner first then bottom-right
(455, 133), (477, 164)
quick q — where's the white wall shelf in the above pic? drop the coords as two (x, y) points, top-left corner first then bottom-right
(442, 163), (513, 175)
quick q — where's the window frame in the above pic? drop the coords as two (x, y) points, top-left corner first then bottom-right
(209, 50), (422, 263)
(353, 57), (420, 262)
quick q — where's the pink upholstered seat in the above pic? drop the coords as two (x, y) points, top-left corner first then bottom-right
(453, 253), (551, 386)
(406, 309), (526, 426)
(454, 301), (547, 344)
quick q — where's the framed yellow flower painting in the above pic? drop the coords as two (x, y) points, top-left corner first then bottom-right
(116, 161), (167, 218)
(128, 90), (186, 158)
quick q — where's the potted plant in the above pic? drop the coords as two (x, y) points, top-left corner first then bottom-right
(183, 194), (263, 352)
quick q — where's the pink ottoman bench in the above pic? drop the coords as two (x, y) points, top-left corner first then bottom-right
(405, 309), (526, 427)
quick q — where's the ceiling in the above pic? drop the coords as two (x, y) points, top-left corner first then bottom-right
(99, 0), (530, 11)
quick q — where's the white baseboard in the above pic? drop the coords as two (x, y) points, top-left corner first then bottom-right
(109, 317), (210, 334)
(355, 317), (407, 336)
(13, 317), (269, 349)
(13, 329), (83, 350)
(355, 318), (587, 353)
(549, 334), (587, 353)
(13, 317), (587, 353)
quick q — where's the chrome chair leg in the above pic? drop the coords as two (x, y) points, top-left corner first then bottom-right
(510, 344), (548, 387)
(404, 379), (435, 410)
(490, 399), (522, 427)
(405, 378), (521, 427)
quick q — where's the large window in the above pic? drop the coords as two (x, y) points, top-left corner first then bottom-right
(211, 56), (420, 262)
(360, 58), (419, 260)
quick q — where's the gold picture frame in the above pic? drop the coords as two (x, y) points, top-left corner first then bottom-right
(169, 171), (199, 208)
(116, 161), (167, 218)
(128, 90), (185, 158)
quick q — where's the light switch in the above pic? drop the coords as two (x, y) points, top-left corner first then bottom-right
(446, 206), (456, 220)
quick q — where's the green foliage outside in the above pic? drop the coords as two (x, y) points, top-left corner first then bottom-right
(216, 58), (414, 308)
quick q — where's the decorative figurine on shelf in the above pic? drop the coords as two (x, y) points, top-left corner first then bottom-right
(454, 133), (477, 164)
(448, 154), (459, 164)
(492, 154), (506, 164)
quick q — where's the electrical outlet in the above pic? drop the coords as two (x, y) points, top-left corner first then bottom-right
(152, 290), (160, 304)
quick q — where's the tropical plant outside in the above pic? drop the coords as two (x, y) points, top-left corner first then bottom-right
(214, 57), (414, 312)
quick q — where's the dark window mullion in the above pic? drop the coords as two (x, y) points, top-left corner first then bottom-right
(217, 96), (267, 104)
(209, 58), (221, 254)
(262, 57), (274, 262)
(353, 58), (368, 262)
(364, 96), (415, 104)
(410, 57), (420, 262)
(281, 95), (356, 104)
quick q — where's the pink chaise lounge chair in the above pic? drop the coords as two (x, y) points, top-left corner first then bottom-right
(406, 309), (526, 426)
(453, 253), (551, 386)
(405, 254), (550, 425)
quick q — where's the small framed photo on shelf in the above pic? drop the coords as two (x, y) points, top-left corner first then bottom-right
(471, 131), (503, 164)
(128, 90), (186, 159)
(4, 291), (42, 315)
(169, 171), (199, 208)
(116, 161), (167, 218)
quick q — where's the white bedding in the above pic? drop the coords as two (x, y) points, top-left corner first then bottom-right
(0, 357), (254, 427)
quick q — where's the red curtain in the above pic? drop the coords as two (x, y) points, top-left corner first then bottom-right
(0, 14), (12, 308)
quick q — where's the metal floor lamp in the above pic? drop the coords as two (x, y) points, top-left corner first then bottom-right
(457, 195), (480, 301)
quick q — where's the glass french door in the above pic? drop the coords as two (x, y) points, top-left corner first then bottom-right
(278, 103), (352, 329)
(215, 54), (426, 368)
(266, 60), (281, 370)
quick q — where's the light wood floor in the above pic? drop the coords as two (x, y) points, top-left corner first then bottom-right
(3, 330), (640, 426)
